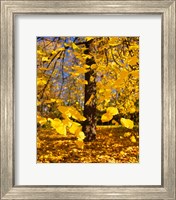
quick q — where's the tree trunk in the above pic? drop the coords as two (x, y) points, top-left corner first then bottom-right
(83, 42), (97, 142)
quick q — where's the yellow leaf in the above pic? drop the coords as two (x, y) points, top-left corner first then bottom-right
(86, 37), (93, 42)
(129, 107), (136, 113)
(64, 43), (70, 47)
(37, 101), (41, 106)
(124, 132), (131, 137)
(55, 124), (66, 136)
(97, 104), (104, 111)
(62, 118), (72, 127)
(129, 44), (139, 51)
(119, 151), (125, 156)
(73, 66), (90, 74)
(90, 76), (95, 82)
(58, 47), (65, 51)
(37, 116), (47, 126)
(39, 67), (52, 71)
(37, 77), (47, 86)
(84, 80), (88, 85)
(58, 106), (86, 122)
(112, 120), (119, 126)
(130, 70), (139, 78)
(55, 99), (63, 104)
(75, 140), (84, 149)
(48, 118), (66, 135)
(51, 50), (57, 55)
(91, 64), (97, 70)
(84, 64), (91, 69)
(120, 118), (134, 129)
(107, 107), (118, 115)
(130, 136), (136, 143)
(99, 89), (104, 94)
(109, 38), (119, 46)
(79, 79), (88, 85)
(76, 131), (85, 140)
(69, 122), (81, 134)
(44, 100), (52, 104)
(42, 57), (50, 62)
(120, 70), (129, 79)
(83, 54), (92, 59)
(69, 107), (86, 121)
(50, 98), (57, 103)
(72, 43), (80, 51)
(48, 118), (60, 126)
(58, 106), (71, 118)
(101, 113), (113, 123)
(128, 56), (138, 66)
(85, 94), (94, 106)
(115, 78), (125, 87)
(37, 50), (44, 55)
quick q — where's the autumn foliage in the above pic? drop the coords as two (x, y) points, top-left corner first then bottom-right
(37, 37), (139, 163)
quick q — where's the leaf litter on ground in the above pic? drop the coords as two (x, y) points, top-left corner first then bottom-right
(37, 126), (139, 163)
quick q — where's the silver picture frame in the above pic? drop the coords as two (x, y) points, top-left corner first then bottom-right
(1, 0), (175, 199)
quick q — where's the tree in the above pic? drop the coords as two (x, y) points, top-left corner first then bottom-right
(37, 36), (139, 144)
(82, 39), (97, 141)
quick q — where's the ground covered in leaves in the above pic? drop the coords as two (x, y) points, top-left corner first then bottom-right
(37, 126), (139, 163)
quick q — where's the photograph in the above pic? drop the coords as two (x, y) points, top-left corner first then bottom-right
(37, 36), (139, 163)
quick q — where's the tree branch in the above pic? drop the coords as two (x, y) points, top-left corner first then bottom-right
(39, 51), (64, 99)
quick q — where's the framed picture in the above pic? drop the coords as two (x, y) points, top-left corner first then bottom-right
(1, 0), (175, 199)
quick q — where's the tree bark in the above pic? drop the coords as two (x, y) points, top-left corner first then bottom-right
(83, 42), (97, 142)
